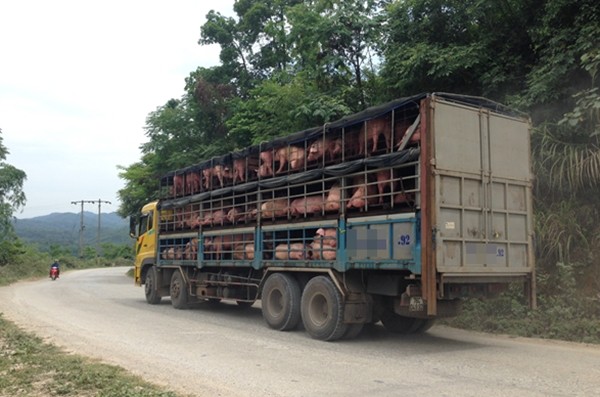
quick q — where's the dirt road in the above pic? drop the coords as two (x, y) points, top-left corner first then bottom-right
(0, 267), (598, 396)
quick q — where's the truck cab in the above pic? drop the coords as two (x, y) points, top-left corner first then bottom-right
(130, 201), (158, 286)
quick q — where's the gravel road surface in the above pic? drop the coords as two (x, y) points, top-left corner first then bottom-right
(0, 267), (598, 397)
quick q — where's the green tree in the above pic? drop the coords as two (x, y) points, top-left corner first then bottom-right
(117, 154), (162, 218)
(0, 128), (27, 241)
(227, 72), (351, 144)
(287, 0), (383, 109)
(101, 243), (133, 260)
(48, 244), (72, 260)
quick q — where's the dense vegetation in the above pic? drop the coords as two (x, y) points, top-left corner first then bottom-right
(1, 1), (598, 343)
(12, 212), (131, 256)
(115, 0), (599, 342)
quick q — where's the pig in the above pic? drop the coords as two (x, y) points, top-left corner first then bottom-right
(375, 169), (392, 203)
(307, 137), (343, 162)
(202, 165), (231, 189)
(260, 199), (288, 218)
(324, 184), (342, 212)
(227, 206), (257, 224)
(200, 209), (228, 227)
(233, 243), (255, 260)
(210, 233), (254, 259)
(358, 117), (391, 155)
(189, 211), (203, 229)
(275, 146), (306, 174)
(211, 209), (228, 225)
(275, 243), (309, 260)
(179, 205), (195, 229)
(256, 164), (272, 178)
(393, 192), (415, 206)
(162, 247), (183, 260)
(232, 158), (259, 183)
(184, 238), (198, 260)
(289, 195), (324, 217)
(161, 247), (173, 260)
(232, 159), (246, 183)
(185, 172), (202, 195)
(310, 240), (336, 260)
(315, 228), (337, 248)
(259, 150), (274, 177)
(347, 176), (378, 210)
(173, 174), (185, 197)
(202, 168), (212, 189)
(394, 119), (418, 149)
(203, 237), (213, 257)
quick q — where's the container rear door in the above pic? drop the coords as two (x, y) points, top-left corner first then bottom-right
(431, 98), (534, 277)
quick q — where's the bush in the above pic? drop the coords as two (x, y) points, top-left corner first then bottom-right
(446, 262), (600, 344)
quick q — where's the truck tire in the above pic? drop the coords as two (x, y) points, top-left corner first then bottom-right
(170, 271), (189, 309)
(144, 267), (162, 305)
(301, 276), (348, 341)
(342, 323), (364, 340)
(262, 273), (301, 331)
(380, 311), (426, 334)
(413, 319), (436, 334)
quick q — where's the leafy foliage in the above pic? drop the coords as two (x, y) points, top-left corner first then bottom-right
(114, 0), (600, 340)
(0, 129), (27, 240)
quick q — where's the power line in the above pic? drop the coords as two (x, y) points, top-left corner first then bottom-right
(71, 199), (112, 258)
(71, 200), (95, 258)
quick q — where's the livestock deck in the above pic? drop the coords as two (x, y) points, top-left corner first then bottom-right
(132, 92), (535, 341)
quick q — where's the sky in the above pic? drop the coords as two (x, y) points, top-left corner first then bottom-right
(0, 0), (235, 219)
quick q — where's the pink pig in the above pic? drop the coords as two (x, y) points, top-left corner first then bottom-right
(347, 176), (378, 209)
(376, 169), (393, 204)
(307, 137), (343, 162)
(324, 184), (341, 212)
(358, 117), (392, 155)
(275, 243), (309, 260)
(233, 158), (259, 183)
(259, 150), (274, 177)
(173, 174), (185, 197)
(233, 243), (255, 260)
(310, 240), (336, 260)
(289, 195), (324, 217)
(275, 146), (306, 173)
(260, 199), (288, 218)
(315, 228), (337, 248)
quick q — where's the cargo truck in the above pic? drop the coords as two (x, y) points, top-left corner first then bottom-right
(130, 92), (535, 341)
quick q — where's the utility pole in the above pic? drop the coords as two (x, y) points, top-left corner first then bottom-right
(93, 199), (112, 259)
(71, 200), (95, 258)
(71, 199), (111, 259)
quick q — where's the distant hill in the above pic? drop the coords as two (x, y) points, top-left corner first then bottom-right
(12, 212), (131, 253)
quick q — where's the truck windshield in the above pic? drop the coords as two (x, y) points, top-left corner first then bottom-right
(139, 213), (152, 235)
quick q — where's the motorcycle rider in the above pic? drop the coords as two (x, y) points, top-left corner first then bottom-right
(49, 259), (60, 278)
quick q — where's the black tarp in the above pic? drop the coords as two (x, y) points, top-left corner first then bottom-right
(160, 92), (521, 182)
(158, 147), (421, 209)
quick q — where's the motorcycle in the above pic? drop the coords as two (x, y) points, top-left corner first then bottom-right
(49, 267), (59, 281)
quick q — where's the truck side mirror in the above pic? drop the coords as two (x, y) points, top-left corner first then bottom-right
(129, 216), (138, 239)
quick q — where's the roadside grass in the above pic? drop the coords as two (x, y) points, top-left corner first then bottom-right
(0, 248), (188, 397)
(0, 244), (133, 287)
(0, 314), (184, 397)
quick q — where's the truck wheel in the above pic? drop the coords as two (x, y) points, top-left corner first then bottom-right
(342, 323), (364, 340)
(262, 273), (301, 331)
(170, 271), (189, 309)
(144, 267), (162, 305)
(413, 319), (436, 334)
(380, 311), (424, 334)
(301, 276), (347, 341)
